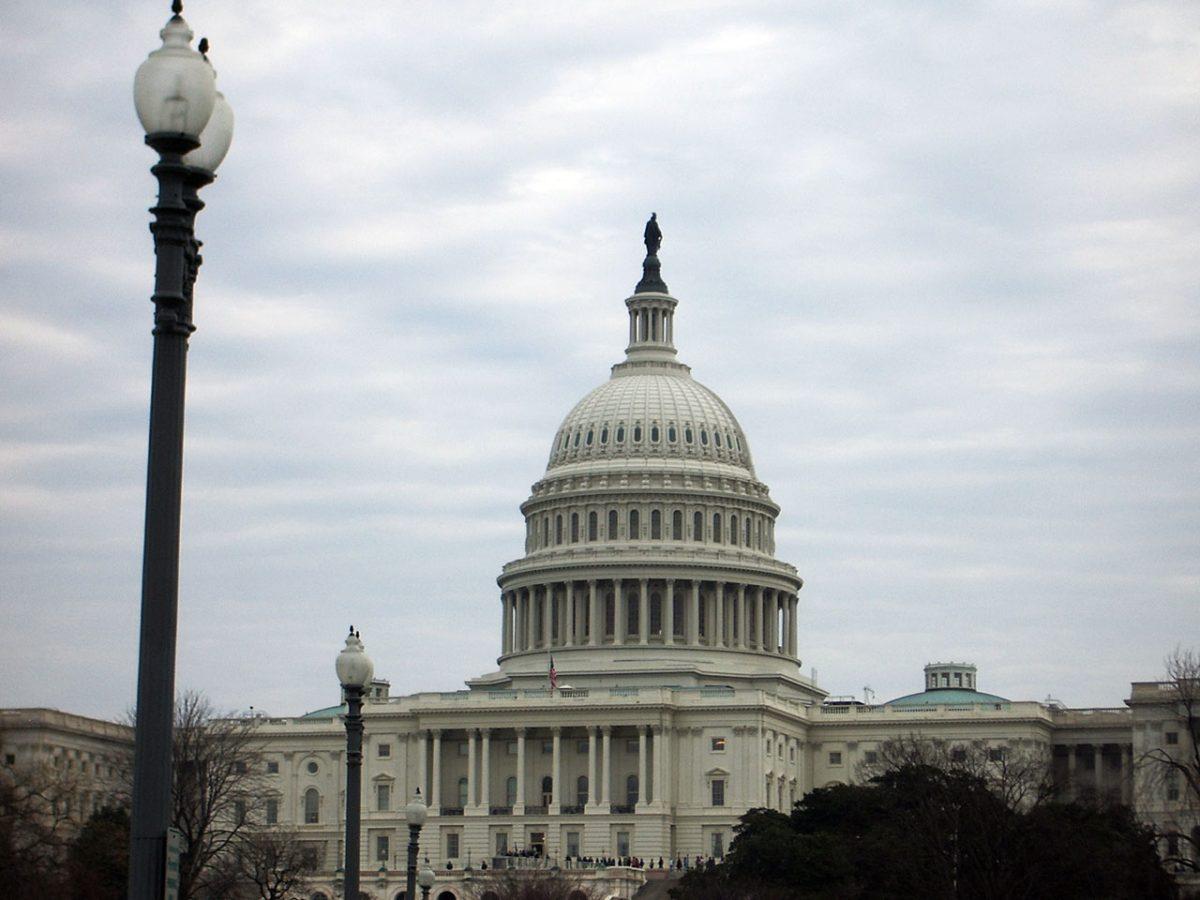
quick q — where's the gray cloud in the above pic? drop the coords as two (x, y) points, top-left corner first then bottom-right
(1, 1), (1197, 719)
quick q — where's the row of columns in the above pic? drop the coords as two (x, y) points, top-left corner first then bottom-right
(1061, 743), (1133, 804)
(414, 725), (670, 813)
(500, 580), (799, 658)
(628, 302), (674, 345)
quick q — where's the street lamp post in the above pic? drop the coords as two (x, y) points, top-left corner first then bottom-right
(128, 4), (233, 899)
(405, 787), (429, 900)
(336, 628), (375, 900)
(418, 859), (436, 900)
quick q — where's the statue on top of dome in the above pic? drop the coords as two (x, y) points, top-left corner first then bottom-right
(644, 212), (662, 256)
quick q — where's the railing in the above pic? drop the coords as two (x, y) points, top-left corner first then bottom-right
(524, 804), (548, 815)
(441, 807), (464, 816)
(560, 804), (584, 815)
(610, 804), (635, 814)
(489, 806), (513, 816)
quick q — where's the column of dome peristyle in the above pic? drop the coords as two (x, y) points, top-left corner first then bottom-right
(129, 5), (234, 899)
(491, 219), (811, 698)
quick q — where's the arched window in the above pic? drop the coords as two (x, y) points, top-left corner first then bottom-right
(693, 511), (703, 541)
(605, 593), (615, 636)
(744, 518), (751, 546)
(651, 509), (662, 539)
(651, 425), (660, 442)
(730, 515), (738, 546)
(608, 509), (618, 540)
(560, 432), (568, 450)
(542, 517), (549, 548)
(457, 777), (468, 808)
(555, 515), (563, 545)
(713, 513), (722, 543)
(633, 425), (642, 442)
(506, 776), (517, 807)
(570, 512), (579, 543)
(576, 775), (588, 806)
(668, 425), (677, 442)
(627, 593), (638, 636)
(304, 788), (319, 824)
(628, 509), (640, 539)
(650, 592), (662, 635)
(700, 428), (709, 446)
(685, 426), (694, 443)
(573, 430), (581, 447)
(616, 426), (625, 443)
(600, 426), (608, 444)
(541, 776), (553, 806)
(672, 510), (683, 540)
(626, 775), (639, 806)
(715, 431), (723, 448)
(585, 429), (593, 446)
(587, 511), (598, 541)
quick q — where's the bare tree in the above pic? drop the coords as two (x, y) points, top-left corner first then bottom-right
(466, 865), (601, 900)
(207, 826), (318, 900)
(858, 734), (1055, 811)
(0, 752), (86, 896)
(1140, 648), (1200, 870)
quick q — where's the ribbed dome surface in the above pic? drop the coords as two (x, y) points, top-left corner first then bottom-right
(547, 367), (754, 474)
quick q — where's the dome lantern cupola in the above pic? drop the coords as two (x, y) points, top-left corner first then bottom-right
(623, 213), (679, 366)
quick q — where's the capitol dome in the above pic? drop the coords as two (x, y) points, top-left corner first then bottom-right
(482, 218), (817, 702)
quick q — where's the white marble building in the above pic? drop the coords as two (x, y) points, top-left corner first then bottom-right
(217, 233), (1198, 898)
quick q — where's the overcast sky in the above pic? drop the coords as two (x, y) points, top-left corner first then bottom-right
(1, 1), (1197, 721)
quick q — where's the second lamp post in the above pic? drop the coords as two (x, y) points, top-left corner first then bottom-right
(336, 628), (374, 900)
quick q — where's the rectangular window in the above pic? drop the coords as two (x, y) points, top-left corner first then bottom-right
(266, 760), (279, 774)
(266, 798), (279, 825)
(710, 737), (726, 752)
(711, 779), (725, 806)
(495, 833), (508, 854)
(616, 831), (630, 857)
(711, 832), (724, 858)
(446, 832), (460, 859)
(234, 761), (247, 775)
(951, 748), (967, 763)
(626, 739), (639, 753)
(457, 742), (469, 757)
(542, 740), (554, 754)
(378, 743), (391, 757)
(576, 740), (589, 754)
(828, 751), (842, 766)
(376, 835), (389, 862)
(789, 746), (795, 761)
(1166, 732), (1179, 745)
(988, 747), (1005, 762)
(377, 783), (391, 811)
(566, 831), (580, 857)
(234, 800), (246, 825)
(864, 751), (878, 765)
(506, 741), (518, 755)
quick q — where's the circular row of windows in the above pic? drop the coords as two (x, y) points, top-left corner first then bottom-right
(525, 506), (776, 554)
(552, 421), (744, 459)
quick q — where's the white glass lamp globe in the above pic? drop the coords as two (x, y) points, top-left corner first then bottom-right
(183, 89), (233, 173)
(418, 863), (436, 889)
(133, 13), (216, 139)
(405, 788), (428, 827)
(335, 630), (374, 689)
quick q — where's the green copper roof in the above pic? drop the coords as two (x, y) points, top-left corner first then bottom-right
(886, 688), (1009, 707)
(300, 704), (346, 719)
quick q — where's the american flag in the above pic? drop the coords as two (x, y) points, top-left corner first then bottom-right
(549, 655), (558, 690)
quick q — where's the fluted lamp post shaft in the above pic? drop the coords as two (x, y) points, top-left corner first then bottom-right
(337, 628), (375, 900)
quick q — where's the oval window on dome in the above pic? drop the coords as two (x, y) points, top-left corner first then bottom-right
(651, 425), (660, 442)
(633, 425), (642, 442)
(715, 431), (723, 448)
(585, 429), (593, 446)
(668, 425), (677, 442)
(560, 432), (568, 450)
(600, 427), (608, 444)
(685, 427), (694, 444)
(700, 429), (709, 446)
(573, 430), (581, 447)
(616, 426), (625, 443)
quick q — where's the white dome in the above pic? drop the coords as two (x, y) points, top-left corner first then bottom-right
(547, 367), (754, 475)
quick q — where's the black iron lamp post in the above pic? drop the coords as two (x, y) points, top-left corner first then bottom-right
(336, 628), (375, 900)
(128, 4), (233, 899)
(405, 787), (429, 900)
(418, 858), (436, 900)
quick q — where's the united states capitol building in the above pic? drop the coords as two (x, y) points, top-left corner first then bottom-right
(6, 225), (1188, 899)
(224, 226), (1191, 898)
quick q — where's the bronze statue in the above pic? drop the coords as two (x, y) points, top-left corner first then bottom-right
(644, 212), (662, 256)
